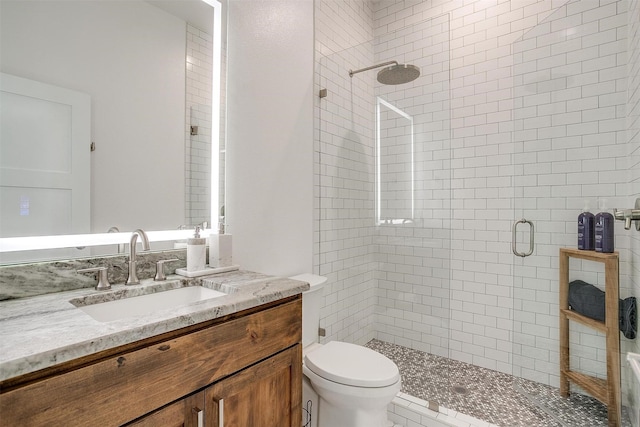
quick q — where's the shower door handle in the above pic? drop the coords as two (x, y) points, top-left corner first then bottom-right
(512, 219), (534, 257)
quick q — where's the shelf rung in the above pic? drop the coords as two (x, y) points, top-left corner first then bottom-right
(560, 309), (607, 332)
(559, 247), (618, 262)
(563, 370), (608, 404)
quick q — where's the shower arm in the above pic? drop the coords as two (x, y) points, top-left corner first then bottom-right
(349, 61), (398, 78)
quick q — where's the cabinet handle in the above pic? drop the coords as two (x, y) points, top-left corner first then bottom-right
(216, 398), (225, 427)
(192, 407), (204, 427)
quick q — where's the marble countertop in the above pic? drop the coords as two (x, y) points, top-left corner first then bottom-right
(0, 270), (309, 382)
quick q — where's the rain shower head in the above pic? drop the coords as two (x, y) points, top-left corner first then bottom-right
(348, 60), (420, 85)
(377, 63), (420, 85)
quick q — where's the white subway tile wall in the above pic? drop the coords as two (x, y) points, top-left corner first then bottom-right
(511, 0), (633, 395)
(186, 24), (213, 227)
(315, 0), (377, 346)
(315, 0), (638, 422)
(371, 13), (453, 359)
(317, 40), (378, 345)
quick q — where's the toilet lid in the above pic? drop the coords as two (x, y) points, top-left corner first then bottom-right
(304, 341), (400, 388)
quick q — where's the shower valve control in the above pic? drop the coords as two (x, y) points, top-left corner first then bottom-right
(613, 198), (640, 231)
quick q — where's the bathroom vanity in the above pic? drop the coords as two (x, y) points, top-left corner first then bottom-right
(0, 271), (308, 426)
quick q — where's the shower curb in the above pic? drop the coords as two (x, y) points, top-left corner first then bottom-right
(388, 392), (497, 427)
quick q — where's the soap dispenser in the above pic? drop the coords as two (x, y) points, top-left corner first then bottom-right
(595, 200), (615, 253)
(210, 218), (232, 268)
(187, 226), (206, 271)
(577, 200), (595, 250)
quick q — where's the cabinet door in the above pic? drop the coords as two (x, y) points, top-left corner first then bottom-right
(205, 345), (301, 427)
(125, 392), (205, 427)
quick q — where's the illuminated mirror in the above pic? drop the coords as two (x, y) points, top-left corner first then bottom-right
(0, 0), (224, 263)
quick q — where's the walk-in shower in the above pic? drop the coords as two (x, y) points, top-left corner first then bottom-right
(348, 60), (420, 85)
(318, 0), (637, 423)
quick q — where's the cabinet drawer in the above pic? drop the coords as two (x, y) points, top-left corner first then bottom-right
(0, 298), (301, 426)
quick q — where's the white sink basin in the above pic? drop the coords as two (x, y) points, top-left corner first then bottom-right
(75, 286), (226, 322)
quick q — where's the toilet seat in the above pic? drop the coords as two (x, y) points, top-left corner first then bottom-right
(304, 341), (400, 388)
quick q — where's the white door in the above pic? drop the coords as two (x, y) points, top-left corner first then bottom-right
(0, 73), (90, 240)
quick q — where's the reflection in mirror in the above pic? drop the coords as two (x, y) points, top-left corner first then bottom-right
(376, 97), (414, 225)
(0, 0), (224, 264)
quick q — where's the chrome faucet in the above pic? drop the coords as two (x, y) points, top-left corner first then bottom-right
(125, 229), (150, 285)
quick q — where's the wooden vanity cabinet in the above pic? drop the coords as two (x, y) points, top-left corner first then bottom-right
(0, 296), (302, 427)
(128, 345), (301, 427)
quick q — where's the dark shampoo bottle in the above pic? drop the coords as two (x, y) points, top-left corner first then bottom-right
(595, 210), (615, 253)
(577, 203), (595, 250)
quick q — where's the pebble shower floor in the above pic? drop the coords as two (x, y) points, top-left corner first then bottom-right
(366, 340), (632, 427)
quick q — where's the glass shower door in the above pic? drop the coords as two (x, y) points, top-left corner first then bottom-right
(511, 2), (631, 424)
(316, 12), (452, 420)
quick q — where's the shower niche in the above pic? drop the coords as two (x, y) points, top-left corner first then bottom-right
(375, 97), (415, 225)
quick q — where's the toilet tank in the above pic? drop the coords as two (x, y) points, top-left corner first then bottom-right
(289, 274), (327, 348)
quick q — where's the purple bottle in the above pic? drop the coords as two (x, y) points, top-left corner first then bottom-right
(578, 201), (595, 250)
(595, 201), (615, 253)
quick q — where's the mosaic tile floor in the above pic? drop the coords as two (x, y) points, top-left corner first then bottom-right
(366, 339), (632, 427)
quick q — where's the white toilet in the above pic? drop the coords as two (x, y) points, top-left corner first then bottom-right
(290, 274), (401, 427)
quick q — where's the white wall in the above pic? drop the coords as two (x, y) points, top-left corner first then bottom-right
(226, 0), (314, 277)
(0, 1), (186, 234)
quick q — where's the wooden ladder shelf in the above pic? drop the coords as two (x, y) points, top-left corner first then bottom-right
(559, 248), (621, 427)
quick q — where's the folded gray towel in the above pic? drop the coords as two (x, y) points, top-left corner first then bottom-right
(568, 280), (636, 339)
